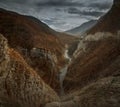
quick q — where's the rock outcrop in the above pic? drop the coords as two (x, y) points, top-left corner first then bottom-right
(0, 34), (59, 107)
(62, 76), (120, 107)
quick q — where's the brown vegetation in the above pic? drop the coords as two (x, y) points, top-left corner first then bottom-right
(64, 36), (120, 92)
(0, 34), (59, 107)
(0, 8), (66, 92)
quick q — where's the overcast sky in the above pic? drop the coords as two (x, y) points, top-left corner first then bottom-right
(0, 0), (113, 31)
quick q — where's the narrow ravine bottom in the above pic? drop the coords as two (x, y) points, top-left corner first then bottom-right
(59, 48), (71, 96)
(59, 65), (68, 95)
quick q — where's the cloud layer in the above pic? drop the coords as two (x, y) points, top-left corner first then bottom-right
(0, 0), (113, 31)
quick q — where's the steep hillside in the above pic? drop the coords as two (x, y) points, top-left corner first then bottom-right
(3, 22), (120, 107)
(57, 33), (80, 57)
(0, 8), (66, 92)
(0, 8), (64, 50)
(64, 34), (120, 93)
(66, 20), (97, 35)
(87, 0), (120, 34)
(61, 76), (120, 107)
(64, 0), (120, 93)
(0, 34), (59, 107)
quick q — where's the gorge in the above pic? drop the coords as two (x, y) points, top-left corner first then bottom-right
(0, 0), (120, 107)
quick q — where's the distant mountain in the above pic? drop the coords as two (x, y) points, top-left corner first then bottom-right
(66, 20), (97, 35)
(87, 0), (120, 34)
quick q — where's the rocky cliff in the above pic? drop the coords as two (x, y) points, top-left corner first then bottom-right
(64, 33), (120, 92)
(0, 34), (59, 107)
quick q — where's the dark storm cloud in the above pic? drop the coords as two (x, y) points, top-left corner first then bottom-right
(0, 0), (27, 4)
(0, 0), (113, 31)
(68, 7), (104, 17)
(82, 11), (104, 17)
(0, 0), (113, 7)
(35, 0), (113, 8)
(88, 2), (112, 10)
(36, 0), (83, 7)
(0, 0), (82, 6)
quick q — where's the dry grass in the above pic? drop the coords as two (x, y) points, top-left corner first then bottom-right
(61, 76), (120, 107)
(0, 8), (66, 91)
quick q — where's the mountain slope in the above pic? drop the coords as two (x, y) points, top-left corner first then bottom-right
(64, 0), (120, 93)
(0, 8), (64, 53)
(66, 20), (97, 35)
(64, 35), (120, 92)
(0, 8), (65, 92)
(0, 34), (59, 107)
(61, 76), (120, 107)
(87, 0), (120, 34)
(56, 33), (80, 57)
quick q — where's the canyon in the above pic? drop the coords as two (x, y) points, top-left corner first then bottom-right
(0, 0), (120, 107)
